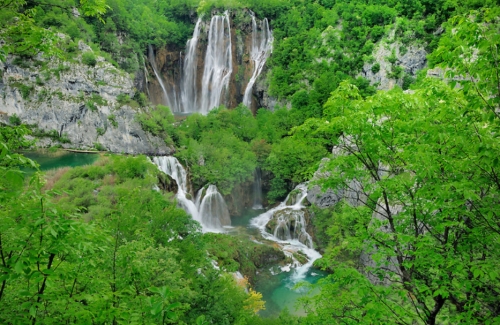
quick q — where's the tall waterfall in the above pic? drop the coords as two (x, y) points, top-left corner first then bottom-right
(199, 11), (233, 114)
(150, 11), (272, 114)
(148, 45), (173, 109)
(252, 167), (263, 209)
(243, 12), (273, 108)
(179, 18), (202, 113)
(251, 184), (321, 282)
(151, 156), (231, 232)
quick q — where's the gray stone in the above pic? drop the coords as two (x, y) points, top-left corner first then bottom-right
(360, 42), (427, 90)
(0, 54), (173, 155)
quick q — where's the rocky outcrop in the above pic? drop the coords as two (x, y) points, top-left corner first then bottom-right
(224, 179), (254, 217)
(359, 41), (427, 90)
(0, 52), (173, 155)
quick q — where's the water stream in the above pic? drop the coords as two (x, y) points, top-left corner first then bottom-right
(199, 11), (233, 114)
(147, 44), (174, 109)
(151, 156), (231, 232)
(242, 12), (273, 108)
(27, 152), (325, 317)
(252, 167), (263, 209)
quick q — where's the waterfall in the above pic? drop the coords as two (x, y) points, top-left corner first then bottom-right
(150, 11), (272, 114)
(151, 156), (231, 232)
(252, 167), (263, 209)
(199, 185), (232, 230)
(242, 12), (273, 109)
(199, 11), (233, 114)
(250, 183), (321, 282)
(148, 45), (174, 109)
(180, 18), (202, 113)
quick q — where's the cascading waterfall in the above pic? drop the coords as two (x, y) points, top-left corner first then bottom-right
(199, 11), (233, 114)
(252, 167), (263, 209)
(251, 183), (321, 282)
(199, 185), (232, 230)
(179, 18), (202, 113)
(151, 156), (231, 231)
(242, 12), (273, 108)
(151, 11), (272, 114)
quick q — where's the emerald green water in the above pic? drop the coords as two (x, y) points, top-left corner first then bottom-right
(254, 266), (327, 318)
(22, 150), (99, 171)
(231, 209), (328, 318)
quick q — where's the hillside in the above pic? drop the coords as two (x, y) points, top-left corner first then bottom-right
(1, 0), (500, 324)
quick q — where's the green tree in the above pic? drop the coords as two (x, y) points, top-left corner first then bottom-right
(305, 77), (500, 323)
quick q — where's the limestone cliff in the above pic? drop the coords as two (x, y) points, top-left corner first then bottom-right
(0, 45), (173, 155)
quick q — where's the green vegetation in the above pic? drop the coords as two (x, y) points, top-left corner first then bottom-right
(10, 82), (34, 100)
(0, 138), (272, 324)
(81, 51), (97, 66)
(2, 0), (500, 324)
(31, 127), (71, 144)
(136, 104), (177, 145)
(108, 113), (118, 127)
(85, 93), (107, 111)
(8, 114), (21, 126)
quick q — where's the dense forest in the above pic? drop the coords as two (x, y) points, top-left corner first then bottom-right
(1, 0), (500, 324)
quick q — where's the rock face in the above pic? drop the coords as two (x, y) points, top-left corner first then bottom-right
(359, 41), (427, 90)
(145, 10), (276, 113)
(265, 208), (314, 247)
(0, 54), (173, 155)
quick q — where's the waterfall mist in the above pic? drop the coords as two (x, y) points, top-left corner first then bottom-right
(199, 11), (233, 114)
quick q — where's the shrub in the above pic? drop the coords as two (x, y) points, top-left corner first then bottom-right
(94, 142), (106, 151)
(82, 51), (97, 66)
(108, 114), (118, 127)
(371, 62), (381, 74)
(11, 82), (34, 100)
(9, 114), (21, 126)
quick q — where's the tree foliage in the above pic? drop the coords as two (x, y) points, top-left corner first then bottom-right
(299, 10), (500, 323)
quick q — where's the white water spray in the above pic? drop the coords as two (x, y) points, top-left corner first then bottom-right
(151, 156), (231, 232)
(242, 12), (273, 109)
(250, 183), (321, 282)
(148, 45), (174, 109)
(199, 11), (233, 114)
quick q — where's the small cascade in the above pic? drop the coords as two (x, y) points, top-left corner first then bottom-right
(242, 12), (273, 108)
(250, 183), (321, 282)
(152, 156), (200, 224)
(147, 45), (174, 109)
(199, 185), (232, 230)
(151, 156), (231, 232)
(199, 11), (233, 114)
(252, 167), (263, 209)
